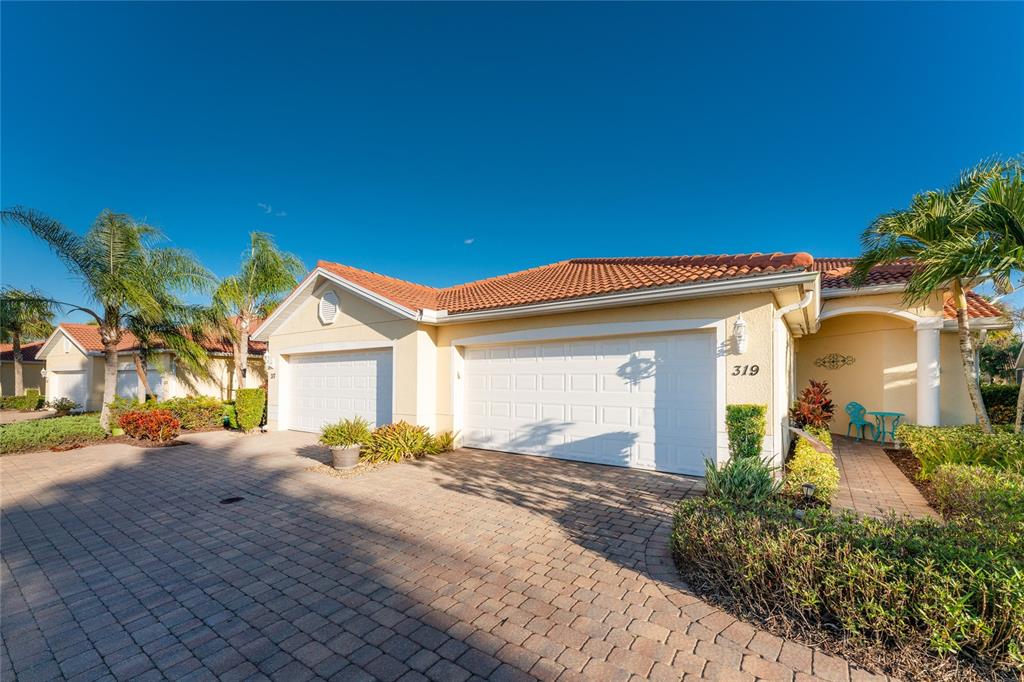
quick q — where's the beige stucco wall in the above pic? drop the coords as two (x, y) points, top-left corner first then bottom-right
(795, 314), (917, 434)
(264, 284), (786, 460)
(940, 333), (975, 425)
(1, 362), (44, 396)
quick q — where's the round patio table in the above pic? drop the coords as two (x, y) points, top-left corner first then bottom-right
(868, 411), (904, 443)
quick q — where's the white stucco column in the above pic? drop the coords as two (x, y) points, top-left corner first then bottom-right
(915, 318), (943, 426)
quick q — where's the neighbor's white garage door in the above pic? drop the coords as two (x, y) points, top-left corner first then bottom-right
(463, 333), (717, 475)
(287, 349), (393, 433)
(50, 370), (88, 408)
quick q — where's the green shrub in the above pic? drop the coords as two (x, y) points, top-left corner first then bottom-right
(362, 421), (442, 463)
(981, 384), (1019, 425)
(783, 427), (839, 503)
(223, 401), (238, 429)
(1, 394), (45, 411)
(703, 456), (781, 508)
(670, 497), (1023, 669)
(320, 417), (372, 448)
(931, 464), (1024, 529)
(234, 388), (266, 432)
(24, 388), (40, 397)
(118, 409), (181, 442)
(725, 404), (767, 459)
(157, 396), (223, 430)
(433, 430), (456, 452)
(47, 397), (79, 415)
(0, 415), (106, 454)
(897, 424), (1024, 478)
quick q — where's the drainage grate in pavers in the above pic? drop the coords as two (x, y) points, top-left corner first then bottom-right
(219, 496), (245, 504)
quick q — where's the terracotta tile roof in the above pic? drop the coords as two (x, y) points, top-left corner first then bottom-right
(814, 258), (916, 290)
(945, 292), (1004, 320)
(319, 252), (815, 315)
(0, 341), (44, 362)
(58, 322), (266, 355)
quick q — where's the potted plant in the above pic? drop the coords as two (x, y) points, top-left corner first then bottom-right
(320, 417), (371, 469)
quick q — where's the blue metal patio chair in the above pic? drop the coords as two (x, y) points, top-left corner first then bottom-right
(845, 402), (874, 440)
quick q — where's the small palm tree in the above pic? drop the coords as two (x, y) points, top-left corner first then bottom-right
(2, 207), (213, 430)
(853, 158), (1023, 433)
(0, 287), (55, 395)
(214, 232), (304, 396)
(123, 302), (214, 399)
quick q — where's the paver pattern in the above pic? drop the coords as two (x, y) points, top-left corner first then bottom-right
(1, 431), (879, 681)
(831, 435), (937, 519)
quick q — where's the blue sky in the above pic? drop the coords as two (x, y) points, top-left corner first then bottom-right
(2, 2), (1022, 321)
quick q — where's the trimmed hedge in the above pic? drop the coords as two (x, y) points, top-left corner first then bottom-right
(0, 415), (106, 454)
(234, 388), (266, 432)
(981, 384), (1020, 425)
(671, 497), (1024, 670)
(1, 394), (45, 411)
(108, 395), (228, 431)
(725, 404), (766, 459)
(223, 401), (239, 429)
(896, 424), (1024, 478)
(783, 427), (839, 503)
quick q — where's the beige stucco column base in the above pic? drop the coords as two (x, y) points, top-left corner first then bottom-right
(915, 318), (943, 426)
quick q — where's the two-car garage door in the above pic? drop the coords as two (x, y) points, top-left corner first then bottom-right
(462, 332), (717, 475)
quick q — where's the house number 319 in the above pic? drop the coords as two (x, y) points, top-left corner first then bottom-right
(732, 364), (760, 376)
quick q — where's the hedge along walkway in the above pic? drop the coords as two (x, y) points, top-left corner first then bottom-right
(831, 435), (938, 520)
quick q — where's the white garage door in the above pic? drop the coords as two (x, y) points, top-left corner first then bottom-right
(50, 370), (88, 408)
(463, 332), (717, 475)
(288, 349), (393, 433)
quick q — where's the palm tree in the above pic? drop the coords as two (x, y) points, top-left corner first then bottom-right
(853, 158), (1024, 433)
(1, 207), (213, 430)
(214, 232), (304, 396)
(123, 302), (214, 399)
(0, 287), (55, 395)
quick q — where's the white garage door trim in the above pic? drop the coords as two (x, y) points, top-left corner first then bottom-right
(276, 341), (397, 432)
(451, 319), (728, 471)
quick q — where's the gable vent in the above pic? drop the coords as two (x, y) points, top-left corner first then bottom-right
(319, 290), (339, 324)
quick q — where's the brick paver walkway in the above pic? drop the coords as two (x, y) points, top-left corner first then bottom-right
(1, 431), (881, 681)
(0, 409), (55, 425)
(831, 435), (937, 519)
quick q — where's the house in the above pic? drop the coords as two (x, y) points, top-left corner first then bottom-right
(0, 341), (46, 396)
(251, 253), (1009, 476)
(37, 323), (267, 410)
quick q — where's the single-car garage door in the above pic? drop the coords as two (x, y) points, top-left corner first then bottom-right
(288, 349), (393, 433)
(463, 332), (717, 475)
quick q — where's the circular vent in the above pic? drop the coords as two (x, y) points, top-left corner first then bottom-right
(319, 290), (339, 324)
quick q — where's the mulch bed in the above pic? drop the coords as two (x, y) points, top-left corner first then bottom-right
(884, 447), (942, 510)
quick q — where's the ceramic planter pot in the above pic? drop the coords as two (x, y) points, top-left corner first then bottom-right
(330, 445), (360, 469)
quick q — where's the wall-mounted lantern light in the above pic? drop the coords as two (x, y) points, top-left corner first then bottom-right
(733, 314), (748, 354)
(40, 368), (47, 378)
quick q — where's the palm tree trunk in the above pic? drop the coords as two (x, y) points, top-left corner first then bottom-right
(100, 341), (118, 432)
(952, 279), (992, 433)
(12, 332), (23, 396)
(238, 330), (249, 392)
(133, 352), (152, 400)
(1015, 383), (1024, 434)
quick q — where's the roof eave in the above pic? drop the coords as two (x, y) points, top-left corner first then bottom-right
(943, 317), (1011, 332)
(820, 283), (907, 299)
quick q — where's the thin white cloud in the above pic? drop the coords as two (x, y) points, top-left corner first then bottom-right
(464, 238), (475, 245)
(257, 202), (272, 214)
(275, 211), (287, 217)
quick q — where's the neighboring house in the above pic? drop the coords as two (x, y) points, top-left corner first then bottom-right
(0, 341), (45, 396)
(251, 253), (1009, 476)
(37, 323), (266, 411)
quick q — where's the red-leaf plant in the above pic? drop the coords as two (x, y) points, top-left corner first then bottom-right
(789, 379), (835, 428)
(118, 409), (181, 443)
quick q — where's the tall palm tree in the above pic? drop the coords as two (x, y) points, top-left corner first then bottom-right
(123, 302), (214, 399)
(0, 287), (55, 395)
(214, 232), (304, 395)
(2, 207), (213, 430)
(853, 158), (1023, 433)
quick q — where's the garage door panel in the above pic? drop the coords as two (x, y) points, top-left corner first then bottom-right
(463, 332), (716, 474)
(288, 349), (392, 433)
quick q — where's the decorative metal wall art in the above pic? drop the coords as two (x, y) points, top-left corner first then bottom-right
(814, 353), (856, 370)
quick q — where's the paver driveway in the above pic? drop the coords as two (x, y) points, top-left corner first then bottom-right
(1, 431), (870, 681)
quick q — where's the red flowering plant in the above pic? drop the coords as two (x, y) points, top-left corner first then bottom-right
(789, 379), (835, 429)
(118, 409), (181, 443)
